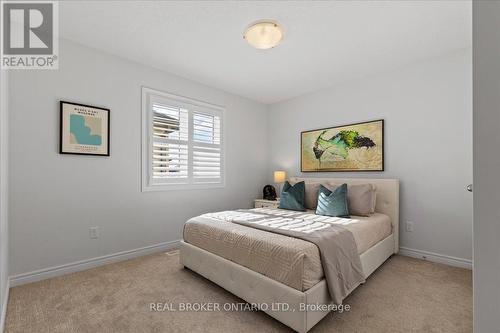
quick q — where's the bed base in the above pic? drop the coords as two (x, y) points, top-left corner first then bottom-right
(180, 233), (395, 333)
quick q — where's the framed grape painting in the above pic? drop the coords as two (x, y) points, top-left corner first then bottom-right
(301, 119), (384, 172)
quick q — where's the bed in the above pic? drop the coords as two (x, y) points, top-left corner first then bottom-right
(180, 177), (399, 333)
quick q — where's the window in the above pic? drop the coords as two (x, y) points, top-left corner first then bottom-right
(142, 87), (224, 191)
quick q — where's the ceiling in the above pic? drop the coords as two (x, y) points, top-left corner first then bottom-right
(60, 1), (472, 104)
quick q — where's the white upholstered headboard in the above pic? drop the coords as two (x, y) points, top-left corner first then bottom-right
(289, 177), (400, 252)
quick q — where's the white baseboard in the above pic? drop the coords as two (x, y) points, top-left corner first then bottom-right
(399, 247), (472, 270)
(1, 280), (9, 333)
(10, 240), (180, 287)
(7, 242), (471, 288)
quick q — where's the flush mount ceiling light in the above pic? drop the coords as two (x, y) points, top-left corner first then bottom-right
(243, 20), (283, 50)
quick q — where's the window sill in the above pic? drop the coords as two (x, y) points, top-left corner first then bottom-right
(142, 182), (226, 192)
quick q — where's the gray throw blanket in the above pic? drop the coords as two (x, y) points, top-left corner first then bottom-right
(203, 208), (365, 304)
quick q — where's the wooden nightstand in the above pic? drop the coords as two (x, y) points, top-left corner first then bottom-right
(254, 198), (280, 208)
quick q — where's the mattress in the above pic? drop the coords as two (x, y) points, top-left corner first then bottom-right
(183, 208), (392, 291)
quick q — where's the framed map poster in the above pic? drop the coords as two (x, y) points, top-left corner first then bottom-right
(301, 119), (384, 172)
(60, 101), (110, 156)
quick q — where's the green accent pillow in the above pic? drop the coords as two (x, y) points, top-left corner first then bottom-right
(315, 184), (350, 218)
(279, 181), (306, 211)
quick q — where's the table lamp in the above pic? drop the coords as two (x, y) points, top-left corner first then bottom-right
(274, 171), (286, 197)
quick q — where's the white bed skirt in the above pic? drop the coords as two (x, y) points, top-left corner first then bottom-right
(180, 233), (395, 333)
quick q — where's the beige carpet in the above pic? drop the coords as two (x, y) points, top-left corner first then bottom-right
(5, 252), (472, 333)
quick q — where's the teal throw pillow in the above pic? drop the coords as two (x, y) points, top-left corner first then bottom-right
(279, 181), (306, 211)
(315, 184), (350, 218)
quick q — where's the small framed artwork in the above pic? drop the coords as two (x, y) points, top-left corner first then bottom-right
(301, 119), (384, 172)
(60, 101), (110, 156)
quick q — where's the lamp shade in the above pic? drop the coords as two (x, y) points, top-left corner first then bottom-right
(274, 171), (286, 183)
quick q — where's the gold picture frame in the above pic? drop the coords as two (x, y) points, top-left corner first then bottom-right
(301, 119), (384, 172)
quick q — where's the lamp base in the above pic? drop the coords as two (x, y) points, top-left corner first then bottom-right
(276, 183), (283, 197)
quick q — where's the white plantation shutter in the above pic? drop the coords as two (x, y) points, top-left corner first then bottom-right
(193, 113), (222, 182)
(142, 88), (224, 191)
(151, 104), (189, 182)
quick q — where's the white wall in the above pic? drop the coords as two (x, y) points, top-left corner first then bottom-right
(6, 39), (473, 281)
(8, 40), (268, 277)
(268, 49), (472, 262)
(0, 69), (9, 330)
(473, 1), (500, 331)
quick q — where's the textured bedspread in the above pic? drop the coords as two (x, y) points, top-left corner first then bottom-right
(201, 209), (365, 304)
(183, 208), (391, 292)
